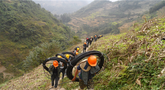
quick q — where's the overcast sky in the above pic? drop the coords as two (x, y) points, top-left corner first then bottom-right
(33, 0), (119, 3)
(87, 0), (119, 3)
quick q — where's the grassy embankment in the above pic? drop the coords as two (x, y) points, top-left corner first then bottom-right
(1, 17), (165, 90)
(62, 17), (165, 90)
(0, 43), (83, 90)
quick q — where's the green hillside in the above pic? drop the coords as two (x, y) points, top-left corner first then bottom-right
(0, 0), (79, 84)
(60, 17), (165, 90)
(67, 0), (162, 37)
(1, 16), (164, 90)
(0, 0), (165, 89)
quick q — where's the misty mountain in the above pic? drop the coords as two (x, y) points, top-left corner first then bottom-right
(67, 0), (162, 37)
(33, 0), (89, 15)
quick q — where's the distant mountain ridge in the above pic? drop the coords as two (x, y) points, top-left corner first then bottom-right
(67, 0), (162, 37)
(33, 0), (89, 15)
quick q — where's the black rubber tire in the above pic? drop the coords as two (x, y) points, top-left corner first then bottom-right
(55, 53), (69, 61)
(62, 52), (75, 57)
(42, 57), (67, 72)
(66, 50), (104, 82)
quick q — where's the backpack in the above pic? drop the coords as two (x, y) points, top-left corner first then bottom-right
(49, 64), (61, 75)
(49, 64), (54, 75)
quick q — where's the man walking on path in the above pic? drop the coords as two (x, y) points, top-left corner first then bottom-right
(72, 55), (100, 90)
(83, 42), (87, 53)
(49, 60), (61, 88)
(89, 36), (93, 45)
(73, 46), (80, 56)
(94, 35), (97, 42)
(86, 37), (90, 47)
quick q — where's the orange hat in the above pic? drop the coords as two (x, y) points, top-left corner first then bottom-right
(88, 55), (97, 66)
(76, 52), (79, 55)
(84, 42), (86, 44)
(53, 60), (58, 68)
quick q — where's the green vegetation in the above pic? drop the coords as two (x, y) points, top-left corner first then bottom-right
(54, 13), (71, 24)
(59, 77), (79, 90)
(75, 0), (109, 17)
(0, 0), (81, 84)
(149, 1), (165, 14)
(118, 0), (141, 12)
(1, 0), (165, 89)
(68, 0), (162, 37)
(89, 17), (165, 89)
(78, 22), (120, 37)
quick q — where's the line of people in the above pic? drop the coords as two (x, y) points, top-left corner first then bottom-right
(83, 34), (103, 53)
(43, 34), (103, 89)
(45, 46), (80, 89)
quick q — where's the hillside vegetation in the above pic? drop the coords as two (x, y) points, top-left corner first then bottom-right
(60, 17), (165, 90)
(67, 0), (162, 37)
(89, 18), (165, 89)
(0, 0), (80, 84)
(1, 16), (164, 90)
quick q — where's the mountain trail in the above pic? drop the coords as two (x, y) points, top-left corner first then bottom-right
(0, 40), (95, 90)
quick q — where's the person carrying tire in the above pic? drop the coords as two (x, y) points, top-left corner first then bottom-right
(94, 35), (97, 42)
(72, 55), (100, 90)
(57, 55), (69, 79)
(89, 36), (93, 45)
(83, 42), (87, 53)
(65, 54), (71, 62)
(73, 46), (80, 56)
(49, 60), (60, 88)
(74, 46), (80, 52)
(98, 35), (101, 39)
(86, 37), (90, 47)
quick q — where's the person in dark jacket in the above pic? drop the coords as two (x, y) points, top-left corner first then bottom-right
(58, 54), (71, 79)
(72, 55), (100, 89)
(94, 35), (97, 42)
(74, 46), (80, 52)
(57, 55), (66, 79)
(89, 36), (93, 45)
(86, 37), (90, 47)
(98, 35), (101, 39)
(83, 42), (87, 53)
(73, 46), (80, 56)
(49, 60), (60, 88)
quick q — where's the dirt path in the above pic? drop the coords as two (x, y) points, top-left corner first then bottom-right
(0, 40), (94, 90)
(48, 76), (66, 90)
